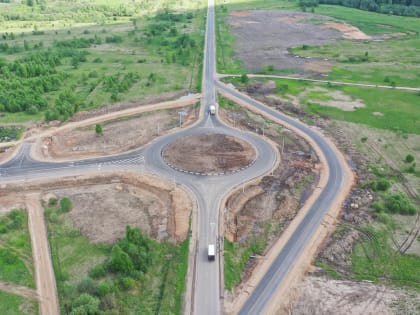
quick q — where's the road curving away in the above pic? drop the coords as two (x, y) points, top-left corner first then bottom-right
(217, 81), (354, 315)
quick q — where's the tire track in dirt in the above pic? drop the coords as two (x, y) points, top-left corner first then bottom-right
(0, 280), (38, 300)
(25, 195), (59, 315)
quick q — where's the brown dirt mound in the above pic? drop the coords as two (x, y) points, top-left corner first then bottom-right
(163, 134), (256, 174)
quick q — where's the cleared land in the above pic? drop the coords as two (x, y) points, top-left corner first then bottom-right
(163, 133), (256, 174)
(38, 105), (197, 160)
(0, 171), (193, 314)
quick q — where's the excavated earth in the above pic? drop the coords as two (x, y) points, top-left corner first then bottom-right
(0, 171), (192, 244)
(163, 133), (256, 174)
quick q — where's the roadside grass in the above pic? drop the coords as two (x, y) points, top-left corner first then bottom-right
(0, 290), (39, 315)
(305, 85), (420, 135)
(290, 36), (420, 87)
(46, 198), (190, 314)
(0, 209), (34, 288)
(0, 1), (206, 123)
(351, 226), (420, 289)
(224, 238), (254, 291)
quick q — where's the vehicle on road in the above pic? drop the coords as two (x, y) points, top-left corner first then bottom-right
(208, 244), (215, 261)
(209, 105), (216, 115)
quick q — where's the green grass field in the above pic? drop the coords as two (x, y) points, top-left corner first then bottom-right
(0, 209), (35, 288)
(0, 291), (39, 315)
(46, 199), (190, 315)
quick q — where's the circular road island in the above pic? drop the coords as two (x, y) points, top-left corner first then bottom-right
(163, 134), (257, 175)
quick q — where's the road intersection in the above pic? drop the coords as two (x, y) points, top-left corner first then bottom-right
(0, 0), (353, 314)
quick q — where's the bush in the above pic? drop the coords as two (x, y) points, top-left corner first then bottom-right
(405, 154), (415, 163)
(383, 193), (417, 215)
(118, 277), (135, 291)
(77, 278), (97, 295)
(70, 293), (100, 315)
(48, 197), (58, 206)
(60, 197), (72, 213)
(89, 264), (106, 279)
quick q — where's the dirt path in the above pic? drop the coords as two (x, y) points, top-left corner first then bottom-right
(25, 195), (59, 315)
(0, 281), (38, 300)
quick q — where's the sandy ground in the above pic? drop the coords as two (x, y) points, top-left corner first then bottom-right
(290, 276), (420, 315)
(25, 195), (60, 315)
(1, 171), (193, 244)
(227, 11), (343, 74)
(163, 134), (256, 174)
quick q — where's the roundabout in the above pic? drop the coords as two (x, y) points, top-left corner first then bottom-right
(162, 133), (257, 175)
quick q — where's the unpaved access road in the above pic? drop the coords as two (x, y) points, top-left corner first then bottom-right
(0, 281), (38, 300)
(25, 196), (59, 315)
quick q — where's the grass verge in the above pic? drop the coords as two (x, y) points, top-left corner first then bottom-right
(0, 290), (39, 315)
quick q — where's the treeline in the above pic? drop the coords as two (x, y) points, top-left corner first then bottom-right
(302, 0), (420, 17)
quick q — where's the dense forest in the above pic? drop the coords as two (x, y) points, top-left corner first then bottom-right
(300, 0), (420, 17)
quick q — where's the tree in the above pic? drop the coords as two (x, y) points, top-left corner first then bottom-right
(95, 124), (103, 136)
(240, 74), (249, 83)
(110, 245), (134, 274)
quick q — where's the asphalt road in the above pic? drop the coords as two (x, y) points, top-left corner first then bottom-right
(0, 0), (348, 314)
(0, 1), (277, 314)
(216, 82), (346, 314)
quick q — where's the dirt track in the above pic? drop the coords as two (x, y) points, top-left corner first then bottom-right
(0, 281), (38, 300)
(25, 195), (59, 315)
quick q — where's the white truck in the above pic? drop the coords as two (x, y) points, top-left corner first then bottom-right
(209, 105), (216, 115)
(208, 244), (215, 261)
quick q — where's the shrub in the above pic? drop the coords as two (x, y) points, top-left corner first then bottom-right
(118, 277), (135, 291)
(89, 264), (106, 279)
(48, 197), (58, 206)
(60, 197), (72, 213)
(77, 278), (97, 295)
(405, 154), (414, 163)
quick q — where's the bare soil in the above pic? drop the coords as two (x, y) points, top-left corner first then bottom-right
(0, 171), (193, 244)
(290, 276), (420, 315)
(40, 105), (197, 160)
(218, 104), (319, 288)
(227, 11), (344, 74)
(163, 134), (256, 174)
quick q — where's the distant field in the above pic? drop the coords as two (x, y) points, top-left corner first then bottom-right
(0, 0), (206, 123)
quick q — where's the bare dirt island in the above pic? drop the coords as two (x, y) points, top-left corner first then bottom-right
(163, 133), (256, 174)
(38, 105), (197, 160)
(227, 11), (370, 74)
(0, 171), (193, 244)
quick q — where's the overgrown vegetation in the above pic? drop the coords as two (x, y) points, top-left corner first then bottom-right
(0, 290), (38, 315)
(0, 125), (23, 142)
(0, 1), (206, 123)
(352, 227), (420, 289)
(0, 209), (34, 288)
(45, 198), (190, 314)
